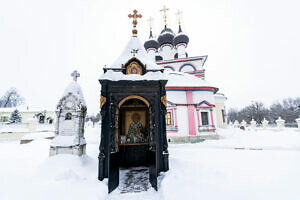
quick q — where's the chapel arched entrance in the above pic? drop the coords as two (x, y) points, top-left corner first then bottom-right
(117, 96), (153, 166)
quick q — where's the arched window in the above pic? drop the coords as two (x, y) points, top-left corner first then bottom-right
(164, 66), (175, 71)
(179, 64), (196, 72)
(65, 113), (72, 120)
(166, 112), (172, 125)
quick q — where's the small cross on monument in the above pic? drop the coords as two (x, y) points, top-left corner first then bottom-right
(128, 9), (142, 35)
(71, 70), (80, 82)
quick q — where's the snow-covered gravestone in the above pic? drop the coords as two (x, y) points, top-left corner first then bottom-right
(50, 71), (87, 156)
(275, 117), (285, 130)
(262, 118), (269, 129)
(296, 117), (300, 131)
(241, 120), (247, 128)
(233, 120), (239, 128)
(250, 119), (257, 130)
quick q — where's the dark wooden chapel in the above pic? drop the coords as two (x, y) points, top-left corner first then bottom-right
(97, 10), (169, 193)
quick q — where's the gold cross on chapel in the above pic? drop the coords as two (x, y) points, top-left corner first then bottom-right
(128, 9), (142, 35)
(160, 5), (169, 26)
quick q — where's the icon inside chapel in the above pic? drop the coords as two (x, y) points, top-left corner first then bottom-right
(121, 110), (148, 144)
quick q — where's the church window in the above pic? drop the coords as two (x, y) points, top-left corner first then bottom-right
(201, 112), (209, 125)
(39, 115), (45, 123)
(179, 64), (196, 72)
(164, 66), (175, 71)
(166, 112), (172, 125)
(0, 116), (8, 122)
(65, 113), (72, 120)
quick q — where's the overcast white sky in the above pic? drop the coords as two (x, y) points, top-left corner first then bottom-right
(0, 0), (299, 114)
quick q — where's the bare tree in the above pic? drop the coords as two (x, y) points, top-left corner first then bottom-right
(227, 108), (238, 123)
(0, 88), (24, 108)
(270, 98), (300, 123)
(229, 97), (300, 125)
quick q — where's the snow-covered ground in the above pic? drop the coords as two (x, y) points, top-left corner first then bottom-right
(0, 127), (300, 200)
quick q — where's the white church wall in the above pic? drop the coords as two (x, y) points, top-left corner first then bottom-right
(166, 91), (187, 104)
(157, 57), (205, 72)
(159, 45), (174, 60)
(147, 49), (156, 61)
(177, 45), (186, 59)
(192, 91), (215, 105)
(176, 106), (189, 135)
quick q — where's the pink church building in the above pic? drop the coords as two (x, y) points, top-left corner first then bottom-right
(144, 21), (227, 136)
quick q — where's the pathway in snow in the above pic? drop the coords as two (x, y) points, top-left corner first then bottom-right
(119, 167), (150, 193)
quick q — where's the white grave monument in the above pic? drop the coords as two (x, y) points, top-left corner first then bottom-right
(50, 71), (87, 156)
(250, 119), (257, 130)
(233, 120), (239, 128)
(262, 118), (269, 129)
(241, 120), (247, 128)
(275, 117), (285, 130)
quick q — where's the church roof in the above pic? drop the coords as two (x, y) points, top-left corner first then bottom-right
(173, 25), (189, 46)
(105, 36), (162, 70)
(158, 26), (175, 46)
(144, 31), (159, 50)
(165, 71), (216, 89)
(61, 80), (86, 107)
(100, 70), (167, 81)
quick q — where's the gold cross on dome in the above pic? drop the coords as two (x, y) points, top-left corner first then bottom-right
(128, 9), (142, 35)
(160, 5), (169, 26)
(175, 9), (183, 25)
(147, 16), (154, 31)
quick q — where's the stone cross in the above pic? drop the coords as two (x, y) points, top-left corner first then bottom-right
(71, 70), (80, 82)
(160, 5), (169, 26)
(128, 9), (142, 34)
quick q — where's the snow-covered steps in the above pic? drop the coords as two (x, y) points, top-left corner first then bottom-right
(119, 167), (150, 193)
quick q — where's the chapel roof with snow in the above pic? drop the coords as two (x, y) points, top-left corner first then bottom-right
(100, 10), (166, 81)
(104, 36), (162, 71)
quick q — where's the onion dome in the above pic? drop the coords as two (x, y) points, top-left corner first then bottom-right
(157, 25), (175, 46)
(144, 30), (159, 50)
(173, 25), (189, 47)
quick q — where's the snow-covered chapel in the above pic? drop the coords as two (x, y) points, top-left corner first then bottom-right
(98, 10), (169, 192)
(143, 7), (227, 136)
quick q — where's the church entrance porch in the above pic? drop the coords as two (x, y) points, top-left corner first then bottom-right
(98, 78), (169, 193)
